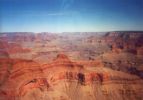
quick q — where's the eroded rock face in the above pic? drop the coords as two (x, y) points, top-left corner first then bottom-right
(0, 54), (143, 100)
(0, 32), (143, 100)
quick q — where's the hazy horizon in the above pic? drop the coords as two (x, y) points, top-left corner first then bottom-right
(1, 30), (143, 33)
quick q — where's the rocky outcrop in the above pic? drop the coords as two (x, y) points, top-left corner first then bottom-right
(0, 32), (143, 100)
(0, 54), (143, 100)
(0, 41), (9, 58)
(103, 32), (143, 54)
(137, 47), (143, 56)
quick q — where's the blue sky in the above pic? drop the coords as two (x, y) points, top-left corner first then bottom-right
(0, 0), (143, 32)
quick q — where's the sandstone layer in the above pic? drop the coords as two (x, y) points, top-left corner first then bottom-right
(0, 32), (143, 100)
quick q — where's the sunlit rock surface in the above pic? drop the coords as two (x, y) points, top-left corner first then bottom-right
(0, 32), (143, 100)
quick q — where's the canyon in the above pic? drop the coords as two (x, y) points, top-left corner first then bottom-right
(0, 31), (143, 100)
